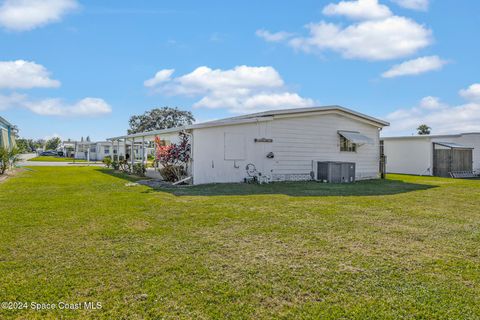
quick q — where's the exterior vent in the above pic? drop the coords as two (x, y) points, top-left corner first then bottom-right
(315, 161), (356, 183)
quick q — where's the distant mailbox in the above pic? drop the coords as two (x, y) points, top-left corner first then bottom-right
(316, 161), (356, 183)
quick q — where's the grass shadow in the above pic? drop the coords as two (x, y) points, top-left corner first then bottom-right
(96, 168), (437, 197)
(96, 168), (145, 183)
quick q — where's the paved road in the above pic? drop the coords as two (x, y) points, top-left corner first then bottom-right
(19, 161), (104, 167)
(18, 153), (103, 167)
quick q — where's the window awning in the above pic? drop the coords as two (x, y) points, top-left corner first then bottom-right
(338, 130), (374, 145)
(434, 142), (474, 149)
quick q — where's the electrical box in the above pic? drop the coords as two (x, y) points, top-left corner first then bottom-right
(316, 161), (356, 183)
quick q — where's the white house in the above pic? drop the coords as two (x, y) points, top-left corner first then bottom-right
(74, 141), (128, 161)
(382, 133), (480, 177)
(108, 106), (389, 185)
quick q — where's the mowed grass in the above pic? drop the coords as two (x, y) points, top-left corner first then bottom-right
(0, 167), (479, 319)
(28, 156), (86, 162)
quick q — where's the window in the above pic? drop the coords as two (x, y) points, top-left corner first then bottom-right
(104, 146), (110, 154)
(340, 136), (356, 152)
(90, 146), (96, 153)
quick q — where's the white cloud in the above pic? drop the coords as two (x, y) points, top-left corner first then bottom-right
(419, 96), (445, 110)
(391, 0), (429, 11)
(0, 0), (78, 31)
(255, 29), (294, 42)
(261, 0), (433, 61)
(323, 0), (392, 20)
(0, 92), (26, 110)
(25, 97), (112, 116)
(459, 84), (480, 102)
(145, 65), (315, 114)
(289, 16), (431, 61)
(0, 60), (60, 89)
(0, 93), (112, 116)
(384, 84), (480, 135)
(382, 56), (447, 78)
(144, 69), (174, 88)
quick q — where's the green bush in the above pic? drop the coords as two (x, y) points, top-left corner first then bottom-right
(133, 163), (146, 177)
(103, 156), (112, 168)
(159, 165), (185, 182)
(111, 161), (120, 170)
(0, 147), (20, 174)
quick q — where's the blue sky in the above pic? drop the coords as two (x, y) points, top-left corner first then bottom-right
(1, 0), (480, 140)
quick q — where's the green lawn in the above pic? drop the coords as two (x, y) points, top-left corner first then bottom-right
(27, 156), (86, 162)
(0, 167), (479, 319)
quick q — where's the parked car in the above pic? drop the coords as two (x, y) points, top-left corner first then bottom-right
(40, 150), (58, 156)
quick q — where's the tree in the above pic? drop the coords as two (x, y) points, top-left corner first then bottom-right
(417, 124), (431, 135)
(45, 137), (61, 150)
(33, 139), (45, 150)
(15, 138), (43, 153)
(128, 107), (195, 134)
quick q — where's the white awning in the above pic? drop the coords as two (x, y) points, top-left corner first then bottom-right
(338, 131), (374, 145)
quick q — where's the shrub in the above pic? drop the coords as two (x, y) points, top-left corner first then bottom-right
(133, 163), (146, 177)
(111, 161), (120, 170)
(120, 160), (131, 174)
(159, 165), (185, 182)
(103, 156), (112, 168)
(0, 147), (20, 175)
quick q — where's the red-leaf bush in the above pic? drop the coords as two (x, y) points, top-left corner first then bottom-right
(155, 132), (191, 182)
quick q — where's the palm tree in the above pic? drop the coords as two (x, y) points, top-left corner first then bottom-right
(417, 124), (431, 135)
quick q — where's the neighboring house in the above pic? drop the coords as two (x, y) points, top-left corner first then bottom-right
(59, 140), (77, 158)
(0, 116), (16, 150)
(74, 141), (128, 161)
(382, 133), (480, 177)
(108, 106), (389, 185)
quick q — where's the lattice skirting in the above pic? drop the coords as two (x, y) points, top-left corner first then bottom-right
(271, 174), (313, 182)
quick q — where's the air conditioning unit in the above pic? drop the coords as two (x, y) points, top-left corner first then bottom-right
(314, 161), (356, 183)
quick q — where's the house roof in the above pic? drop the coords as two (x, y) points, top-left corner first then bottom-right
(0, 116), (12, 128)
(209, 105), (389, 125)
(382, 132), (480, 140)
(108, 105), (389, 140)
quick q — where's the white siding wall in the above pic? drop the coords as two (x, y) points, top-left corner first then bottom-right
(192, 114), (382, 185)
(270, 114), (380, 181)
(383, 139), (433, 175)
(192, 121), (272, 185)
